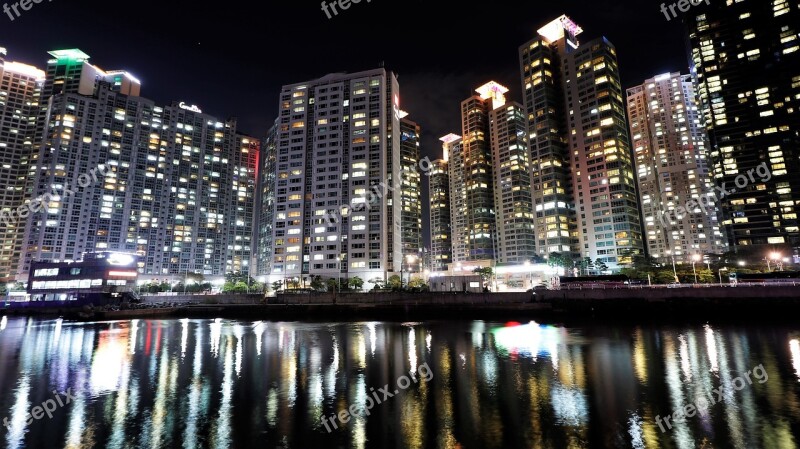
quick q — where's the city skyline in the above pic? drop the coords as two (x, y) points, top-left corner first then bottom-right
(1, 1), (797, 283)
(0, 3), (691, 258)
(0, 1), (688, 156)
(1, 3), (800, 449)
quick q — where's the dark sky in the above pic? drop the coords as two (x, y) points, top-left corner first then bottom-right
(1, 0), (687, 151)
(0, 0), (687, 244)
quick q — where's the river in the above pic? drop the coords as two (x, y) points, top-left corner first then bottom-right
(0, 316), (798, 448)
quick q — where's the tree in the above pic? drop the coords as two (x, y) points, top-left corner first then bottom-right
(577, 257), (595, 276)
(326, 278), (340, 293)
(185, 282), (203, 293)
(226, 272), (258, 290)
(271, 280), (284, 293)
(251, 282), (265, 293)
(286, 278), (301, 290)
(547, 253), (569, 269)
(473, 267), (494, 283)
(655, 269), (678, 284)
(348, 277), (364, 291)
(369, 277), (386, 290)
(387, 275), (403, 291)
(595, 259), (609, 274)
(407, 277), (428, 292)
(310, 275), (325, 292)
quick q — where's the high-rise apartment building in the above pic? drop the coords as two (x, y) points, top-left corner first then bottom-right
(627, 72), (725, 261)
(685, 1), (800, 249)
(255, 120), (278, 278)
(444, 134), (468, 263)
(489, 99), (537, 264)
(448, 83), (502, 263)
(0, 48), (45, 282)
(444, 82), (537, 266)
(399, 114), (422, 273)
(520, 15), (643, 269)
(19, 49), (258, 282)
(429, 137), (454, 272)
(267, 69), (404, 287)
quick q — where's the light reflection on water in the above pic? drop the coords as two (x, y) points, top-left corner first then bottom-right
(0, 317), (798, 448)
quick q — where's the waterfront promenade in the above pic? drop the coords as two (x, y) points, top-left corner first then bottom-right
(4, 284), (800, 322)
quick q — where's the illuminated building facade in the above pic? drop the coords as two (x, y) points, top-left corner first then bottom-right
(268, 69), (403, 287)
(19, 49), (258, 282)
(0, 48), (44, 282)
(520, 16), (643, 269)
(255, 120), (278, 278)
(27, 252), (139, 303)
(428, 143), (452, 272)
(444, 135), (468, 263)
(489, 99), (537, 264)
(399, 115), (423, 273)
(627, 72), (725, 261)
(449, 83), (503, 263)
(685, 1), (800, 249)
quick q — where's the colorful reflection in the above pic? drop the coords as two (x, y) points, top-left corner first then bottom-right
(0, 317), (797, 448)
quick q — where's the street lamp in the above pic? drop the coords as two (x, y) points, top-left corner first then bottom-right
(337, 254), (345, 293)
(524, 260), (533, 289)
(666, 250), (678, 283)
(691, 254), (701, 284)
(405, 255), (418, 286)
(768, 252), (781, 272)
(718, 267), (728, 285)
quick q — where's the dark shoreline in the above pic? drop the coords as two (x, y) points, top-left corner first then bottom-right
(5, 292), (800, 325)
(4, 285), (800, 324)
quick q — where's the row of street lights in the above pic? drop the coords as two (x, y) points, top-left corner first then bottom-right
(678, 251), (792, 284)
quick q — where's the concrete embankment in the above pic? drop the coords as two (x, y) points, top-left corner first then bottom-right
(5, 287), (800, 322)
(179, 286), (800, 322)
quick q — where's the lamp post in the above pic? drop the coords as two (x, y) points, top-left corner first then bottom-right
(718, 267), (728, 285)
(691, 254), (701, 284)
(524, 260), (532, 290)
(337, 254), (344, 294)
(666, 250), (679, 283)
(405, 255), (418, 287)
(767, 252), (781, 272)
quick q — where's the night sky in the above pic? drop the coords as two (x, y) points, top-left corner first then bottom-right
(0, 0), (687, 242)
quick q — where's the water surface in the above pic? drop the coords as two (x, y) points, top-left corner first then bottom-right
(0, 316), (798, 448)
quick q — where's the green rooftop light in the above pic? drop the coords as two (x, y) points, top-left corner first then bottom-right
(47, 49), (90, 60)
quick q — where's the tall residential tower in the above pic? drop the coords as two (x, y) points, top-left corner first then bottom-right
(520, 16), (644, 269)
(399, 114), (423, 273)
(685, 1), (800, 250)
(19, 49), (258, 282)
(627, 72), (725, 261)
(267, 69), (405, 288)
(429, 136), (455, 272)
(0, 48), (45, 281)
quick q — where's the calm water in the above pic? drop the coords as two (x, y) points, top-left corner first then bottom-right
(0, 316), (799, 448)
